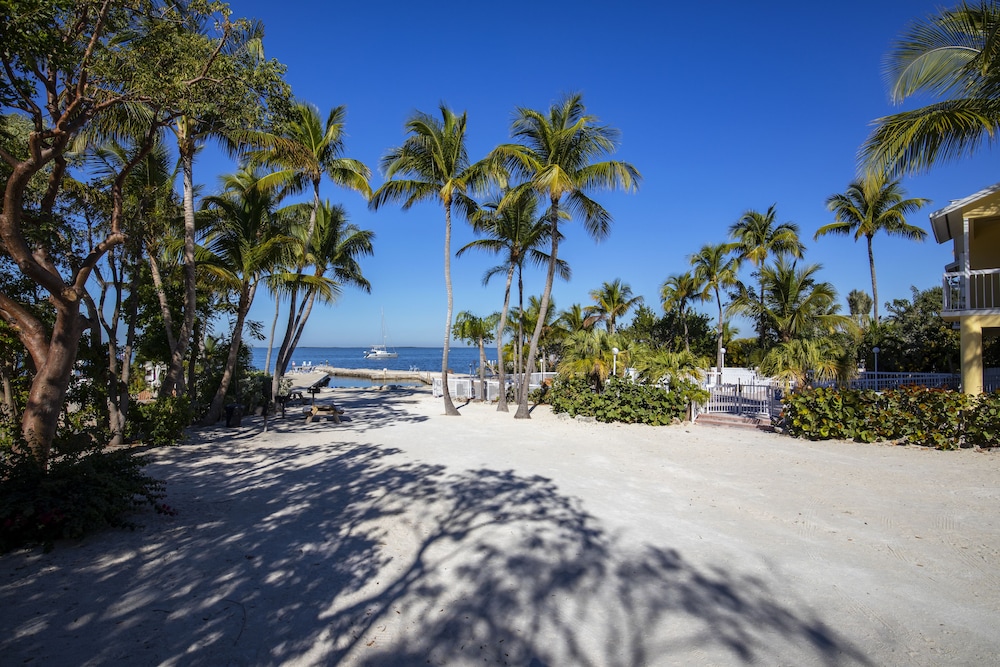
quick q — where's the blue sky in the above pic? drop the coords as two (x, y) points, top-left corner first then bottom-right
(199, 1), (998, 347)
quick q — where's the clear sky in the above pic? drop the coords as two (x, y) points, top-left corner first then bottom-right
(197, 0), (998, 347)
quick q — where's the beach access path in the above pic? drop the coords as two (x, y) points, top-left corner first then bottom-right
(2, 386), (999, 666)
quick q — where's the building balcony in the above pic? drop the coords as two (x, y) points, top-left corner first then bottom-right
(942, 269), (1000, 315)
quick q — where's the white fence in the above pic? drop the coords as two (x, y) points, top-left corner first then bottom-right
(432, 372), (557, 401)
(842, 372), (960, 391)
(700, 383), (783, 418)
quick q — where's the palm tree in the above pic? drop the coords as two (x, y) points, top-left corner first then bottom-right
(457, 188), (566, 412)
(491, 93), (640, 418)
(759, 337), (844, 390)
(198, 168), (294, 424)
(847, 288), (874, 328)
(370, 104), (493, 416)
(817, 173), (928, 323)
(557, 303), (591, 335)
(586, 278), (644, 334)
(452, 310), (500, 401)
(862, 2), (1000, 174)
(558, 328), (626, 391)
(730, 259), (854, 345)
(247, 102), (371, 397)
(728, 204), (804, 343)
(631, 346), (707, 387)
(269, 201), (374, 398)
(690, 243), (739, 381)
(660, 272), (706, 352)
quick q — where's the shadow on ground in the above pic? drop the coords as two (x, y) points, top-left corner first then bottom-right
(0, 434), (872, 666)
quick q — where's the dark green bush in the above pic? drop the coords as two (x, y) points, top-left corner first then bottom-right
(0, 444), (170, 553)
(781, 385), (994, 450)
(127, 396), (190, 447)
(550, 376), (704, 425)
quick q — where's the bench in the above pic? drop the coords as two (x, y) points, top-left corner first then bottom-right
(305, 404), (345, 424)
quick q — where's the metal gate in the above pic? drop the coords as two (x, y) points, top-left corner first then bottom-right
(702, 383), (782, 418)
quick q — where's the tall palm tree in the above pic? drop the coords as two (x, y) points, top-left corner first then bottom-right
(247, 102), (371, 394)
(557, 328), (626, 391)
(586, 278), (644, 334)
(452, 310), (500, 401)
(457, 188), (566, 411)
(198, 168), (294, 424)
(660, 272), (706, 352)
(370, 104), (493, 416)
(691, 243), (739, 381)
(863, 2), (1000, 174)
(491, 93), (641, 418)
(817, 173), (928, 323)
(728, 204), (804, 343)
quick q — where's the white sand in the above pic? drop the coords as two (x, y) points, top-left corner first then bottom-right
(2, 387), (999, 666)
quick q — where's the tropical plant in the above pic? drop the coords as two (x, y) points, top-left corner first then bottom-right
(758, 337), (845, 389)
(863, 1), (1000, 174)
(557, 329), (627, 391)
(198, 168), (296, 424)
(452, 311), (500, 400)
(817, 173), (929, 323)
(847, 289), (874, 327)
(690, 243), (740, 380)
(728, 205), (805, 343)
(585, 278), (643, 335)
(630, 346), (707, 387)
(490, 93), (640, 418)
(370, 105), (494, 416)
(660, 272), (706, 352)
(457, 188), (565, 411)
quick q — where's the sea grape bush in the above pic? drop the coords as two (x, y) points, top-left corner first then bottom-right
(780, 386), (998, 449)
(549, 376), (706, 425)
(0, 443), (168, 553)
(127, 396), (191, 447)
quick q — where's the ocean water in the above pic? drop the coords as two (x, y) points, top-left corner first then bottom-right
(251, 346), (492, 374)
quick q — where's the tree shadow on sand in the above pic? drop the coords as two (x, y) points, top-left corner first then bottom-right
(0, 437), (873, 666)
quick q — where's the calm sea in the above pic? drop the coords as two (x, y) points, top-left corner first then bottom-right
(251, 346), (491, 374)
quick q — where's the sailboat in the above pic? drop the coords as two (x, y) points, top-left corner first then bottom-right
(364, 309), (398, 359)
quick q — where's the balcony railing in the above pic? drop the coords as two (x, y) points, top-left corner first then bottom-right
(942, 269), (1000, 313)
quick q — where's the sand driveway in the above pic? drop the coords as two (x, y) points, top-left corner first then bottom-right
(2, 387), (999, 665)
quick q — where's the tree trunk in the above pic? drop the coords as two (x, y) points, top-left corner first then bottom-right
(715, 287), (725, 384)
(203, 284), (254, 424)
(495, 265), (515, 412)
(477, 337), (487, 401)
(515, 197), (560, 419)
(161, 130), (198, 397)
(264, 292), (281, 375)
(868, 235), (879, 325)
(441, 199), (460, 415)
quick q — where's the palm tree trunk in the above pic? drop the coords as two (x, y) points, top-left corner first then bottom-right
(867, 236), (880, 325)
(495, 265), (515, 412)
(715, 287), (725, 384)
(516, 198), (560, 419)
(203, 284), (255, 425)
(264, 294), (281, 375)
(441, 199), (460, 415)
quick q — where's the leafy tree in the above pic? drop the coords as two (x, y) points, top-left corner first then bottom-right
(490, 93), (640, 418)
(817, 173), (929, 323)
(0, 1), (286, 465)
(457, 189), (564, 411)
(729, 204), (804, 344)
(660, 272), (705, 352)
(370, 105), (493, 416)
(863, 1), (1000, 174)
(878, 286), (960, 373)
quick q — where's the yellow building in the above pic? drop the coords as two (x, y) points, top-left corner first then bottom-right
(929, 183), (1000, 394)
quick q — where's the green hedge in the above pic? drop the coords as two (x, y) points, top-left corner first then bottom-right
(549, 377), (707, 425)
(780, 386), (1000, 450)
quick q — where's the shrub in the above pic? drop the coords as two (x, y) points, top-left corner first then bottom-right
(550, 376), (703, 425)
(780, 385), (994, 450)
(0, 444), (169, 553)
(127, 396), (190, 447)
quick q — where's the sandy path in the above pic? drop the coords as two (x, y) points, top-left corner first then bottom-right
(2, 387), (998, 666)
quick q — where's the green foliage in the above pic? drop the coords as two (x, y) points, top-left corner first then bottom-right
(876, 287), (959, 373)
(549, 376), (703, 425)
(0, 444), (169, 553)
(781, 386), (996, 450)
(127, 396), (191, 447)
